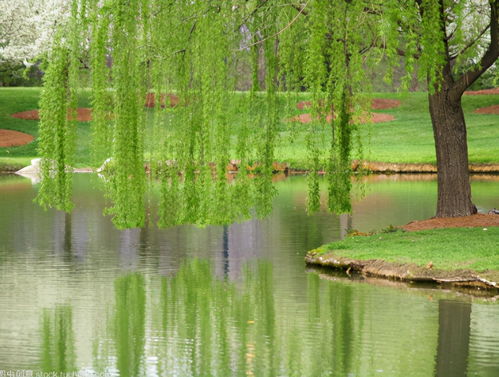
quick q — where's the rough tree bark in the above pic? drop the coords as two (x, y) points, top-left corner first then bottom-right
(429, 0), (498, 218)
(429, 85), (475, 217)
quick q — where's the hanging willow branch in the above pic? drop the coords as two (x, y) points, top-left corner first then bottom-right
(37, 0), (492, 228)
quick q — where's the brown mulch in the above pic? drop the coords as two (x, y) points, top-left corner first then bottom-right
(403, 214), (499, 231)
(290, 113), (332, 123)
(296, 100), (313, 110)
(289, 112), (395, 124)
(12, 108), (93, 122)
(11, 110), (40, 120)
(465, 87), (499, 95)
(371, 98), (401, 110)
(145, 93), (180, 108)
(474, 104), (499, 114)
(0, 129), (34, 147)
(355, 113), (395, 123)
(296, 98), (401, 111)
(11, 94), (182, 121)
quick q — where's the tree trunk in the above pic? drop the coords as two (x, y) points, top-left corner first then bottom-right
(435, 300), (471, 377)
(428, 85), (475, 217)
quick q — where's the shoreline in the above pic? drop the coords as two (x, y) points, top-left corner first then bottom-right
(306, 267), (499, 300)
(305, 222), (499, 294)
(289, 161), (499, 175)
(305, 250), (499, 294)
(6, 160), (499, 175)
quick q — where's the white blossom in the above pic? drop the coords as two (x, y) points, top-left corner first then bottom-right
(0, 0), (70, 62)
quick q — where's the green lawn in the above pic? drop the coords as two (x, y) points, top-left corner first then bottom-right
(275, 91), (499, 166)
(0, 87), (41, 170)
(359, 92), (499, 164)
(1, 87), (498, 170)
(0, 87), (93, 170)
(314, 227), (499, 272)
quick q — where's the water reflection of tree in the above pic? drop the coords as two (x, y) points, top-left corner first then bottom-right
(40, 305), (76, 373)
(94, 261), (468, 377)
(156, 260), (358, 376)
(113, 273), (146, 377)
(434, 300), (471, 377)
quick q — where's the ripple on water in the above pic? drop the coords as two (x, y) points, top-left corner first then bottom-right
(0, 174), (498, 376)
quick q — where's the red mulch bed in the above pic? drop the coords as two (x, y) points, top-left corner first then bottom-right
(12, 108), (93, 122)
(290, 113), (332, 123)
(296, 100), (313, 110)
(296, 98), (401, 111)
(145, 93), (180, 108)
(474, 104), (499, 114)
(11, 93), (181, 121)
(465, 87), (499, 95)
(11, 110), (40, 120)
(371, 98), (400, 110)
(289, 112), (395, 124)
(403, 214), (499, 231)
(0, 129), (34, 147)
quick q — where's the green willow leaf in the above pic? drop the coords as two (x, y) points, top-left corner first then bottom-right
(38, 0), (471, 228)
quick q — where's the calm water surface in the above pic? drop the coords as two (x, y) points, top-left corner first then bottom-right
(0, 174), (498, 377)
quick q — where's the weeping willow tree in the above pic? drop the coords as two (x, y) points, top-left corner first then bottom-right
(37, 0), (499, 228)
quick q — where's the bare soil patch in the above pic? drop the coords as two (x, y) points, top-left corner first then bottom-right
(12, 108), (93, 122)
(145, 93), (180, 108)
(296, 98), (401, 111)
(403, 214), (499, 231)
(465, 87), (499, 95)
(0, 129), (34, 147)
(289, 112), (395, 124)
(474, 104), (499, 114)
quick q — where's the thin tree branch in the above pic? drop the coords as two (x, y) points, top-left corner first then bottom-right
(238, 0), (269, 29)
(453, 1), (499, 96)
(290, 2), (308, 16)
(449, 25), (490, 60)
(236, 0), (310, 51)
(369, 40), (422, 59)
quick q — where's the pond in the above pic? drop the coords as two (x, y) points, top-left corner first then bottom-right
(0, 174), (498, 377)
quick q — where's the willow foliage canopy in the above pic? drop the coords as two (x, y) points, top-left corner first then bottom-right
(37, 0), (499, 229)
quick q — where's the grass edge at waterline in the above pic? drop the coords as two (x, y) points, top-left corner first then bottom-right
(305, 226), (499, 292)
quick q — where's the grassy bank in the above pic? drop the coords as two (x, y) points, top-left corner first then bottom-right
(306, 227), (499, 289)
(311, 227), (499, 271)
(0, 87), (92, 169)
(1, 87), (498, 170)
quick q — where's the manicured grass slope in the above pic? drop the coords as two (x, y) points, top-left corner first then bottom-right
(275, 92), (499, 165)
(0, 88), (92, 169)
(0, 88), (498, 169)
(361, 92), (499, 164)
(0, 88), (41, 170)
(318, 227), (499, 272)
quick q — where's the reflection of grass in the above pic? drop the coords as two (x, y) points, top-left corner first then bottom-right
(316, 227), (499, 272)
(1, 88), (498, 170)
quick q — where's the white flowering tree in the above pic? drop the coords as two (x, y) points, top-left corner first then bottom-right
(0, 0), (70, 62)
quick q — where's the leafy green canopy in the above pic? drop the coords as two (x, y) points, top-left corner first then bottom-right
(36, 0), (489, 228)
